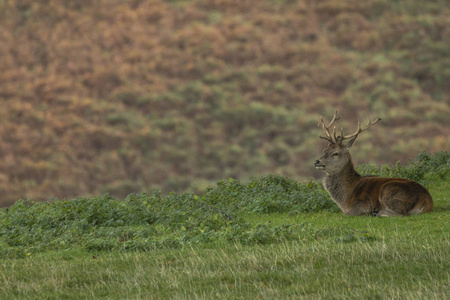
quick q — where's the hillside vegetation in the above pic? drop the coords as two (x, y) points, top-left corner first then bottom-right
(0, 0), (449, 205)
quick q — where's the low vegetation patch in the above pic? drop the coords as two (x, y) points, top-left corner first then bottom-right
(0, 152), (448, 258)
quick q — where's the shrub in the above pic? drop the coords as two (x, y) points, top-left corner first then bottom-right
(356, 151), (450, 185)
(203, 175), (338, 214)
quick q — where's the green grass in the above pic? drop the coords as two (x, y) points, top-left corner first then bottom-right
(1, 213), (448, 299)
(0, 153), (449, 299)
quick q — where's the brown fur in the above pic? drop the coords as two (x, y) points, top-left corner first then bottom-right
(315, 143), (433, 216)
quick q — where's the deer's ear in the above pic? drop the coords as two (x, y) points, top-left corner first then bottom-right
(344, 136), (357, 149)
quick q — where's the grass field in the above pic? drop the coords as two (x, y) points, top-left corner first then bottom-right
(0, 176), (448, 299)
(0, 153), (449, 299)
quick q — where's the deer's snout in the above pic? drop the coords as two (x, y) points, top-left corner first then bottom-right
(314, 159), (325, 170)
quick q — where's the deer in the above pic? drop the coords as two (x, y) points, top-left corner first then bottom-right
(314, 111), (433, 216)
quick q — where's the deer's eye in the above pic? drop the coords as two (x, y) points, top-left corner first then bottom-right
(332, 152), (339, 157)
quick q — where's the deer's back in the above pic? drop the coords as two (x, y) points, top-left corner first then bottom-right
(351, 176), (433, 214)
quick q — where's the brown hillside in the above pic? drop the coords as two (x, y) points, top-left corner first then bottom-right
(0, 0), (449, 206)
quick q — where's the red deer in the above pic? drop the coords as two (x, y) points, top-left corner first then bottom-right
(314, 111), (433, 216)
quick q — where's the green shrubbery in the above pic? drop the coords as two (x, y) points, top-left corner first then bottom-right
(0, 175), (332, 256)
(203, 175), (336, 214)
(0, 152), (447, 257)
(356, 151), (450, 184)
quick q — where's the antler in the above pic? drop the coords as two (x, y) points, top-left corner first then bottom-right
(319, 111), (381, 144)
(340, 116), (382, 142)
(319, 111), (340, 144)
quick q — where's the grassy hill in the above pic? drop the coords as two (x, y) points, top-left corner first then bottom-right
(0, 152), (449, 298)
(0, 0), (449, 205)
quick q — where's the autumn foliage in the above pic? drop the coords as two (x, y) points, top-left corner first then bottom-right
(0, 0), (449, 206)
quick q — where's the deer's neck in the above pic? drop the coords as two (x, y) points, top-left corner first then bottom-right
(323, 160), (360, 208)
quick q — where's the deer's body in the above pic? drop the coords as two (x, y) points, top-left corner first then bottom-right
(314, 112), (433, 217)
(322, 155), (433, 216)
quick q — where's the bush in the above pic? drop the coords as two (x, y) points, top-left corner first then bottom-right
(356, 151), (450, 185)
(203, 175), (337, 214)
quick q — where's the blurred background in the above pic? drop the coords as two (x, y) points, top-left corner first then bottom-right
(0, 0), (449, 206)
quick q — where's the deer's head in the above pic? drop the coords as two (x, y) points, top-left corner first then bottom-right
(314, 111), (381, 175)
